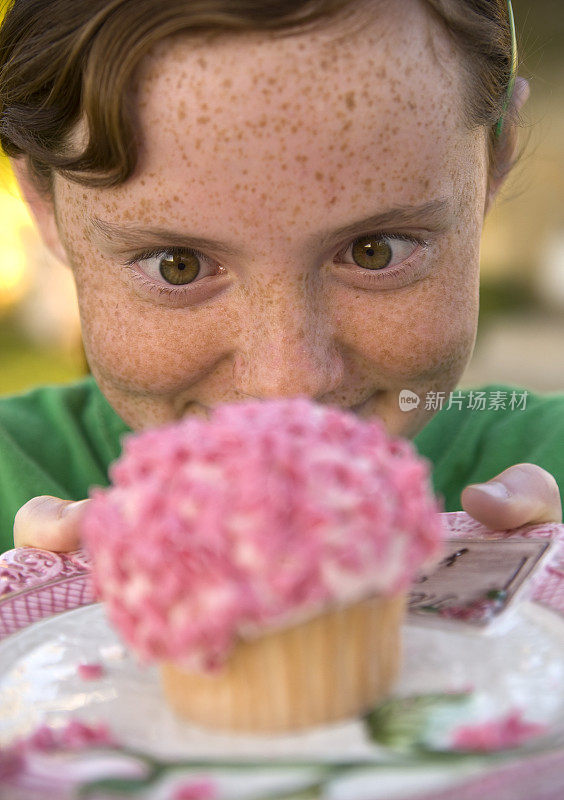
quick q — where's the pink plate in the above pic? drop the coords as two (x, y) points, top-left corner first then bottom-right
(0, 547), (95, 638)
(1, 511), (563, 640)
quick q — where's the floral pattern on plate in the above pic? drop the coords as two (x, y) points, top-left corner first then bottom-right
(1, 512), (563, 641)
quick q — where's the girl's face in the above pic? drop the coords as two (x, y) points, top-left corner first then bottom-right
(51, 0), (488, 436)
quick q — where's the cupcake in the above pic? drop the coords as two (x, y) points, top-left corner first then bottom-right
(82, 398), (443, 732)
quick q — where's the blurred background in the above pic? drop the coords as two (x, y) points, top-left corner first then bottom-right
(0, 0), (563, 397)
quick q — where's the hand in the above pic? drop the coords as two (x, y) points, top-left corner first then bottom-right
(13, 495), (89, 552)
(461, 463), (562, 530)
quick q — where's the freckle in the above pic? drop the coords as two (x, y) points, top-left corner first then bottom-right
(345, 91), (356, 110)
(194, 139), (202, 149)
(328, 196), (336, 205)
(196, 116), (210, 124)
(315, 171), (323, 181)
(197, 56), (207, 69)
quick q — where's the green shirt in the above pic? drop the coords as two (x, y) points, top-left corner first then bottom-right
(0, 378), (562, 553)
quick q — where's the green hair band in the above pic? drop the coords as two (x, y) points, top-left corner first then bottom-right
(495, 0), (517, 138)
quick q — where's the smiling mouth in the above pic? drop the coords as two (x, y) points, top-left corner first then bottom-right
(183, 391), (386, 419)
(183, 401), (212, 420)
(349, 390), (385, 414)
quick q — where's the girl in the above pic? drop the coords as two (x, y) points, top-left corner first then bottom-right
(0, 0), (561, 553)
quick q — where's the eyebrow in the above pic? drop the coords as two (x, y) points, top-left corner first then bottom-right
(89, 217), (240, 258)
(320, 198), (454, 247)
(88, 198), (453, 256)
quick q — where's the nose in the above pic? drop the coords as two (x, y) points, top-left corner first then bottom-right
(232, 274), (344, 400)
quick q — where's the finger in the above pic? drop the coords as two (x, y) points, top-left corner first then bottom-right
(461, 463), (562, 530)
(14, 495), (89, 552)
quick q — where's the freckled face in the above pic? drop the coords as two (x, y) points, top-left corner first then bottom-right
(53, 0), (488, 435)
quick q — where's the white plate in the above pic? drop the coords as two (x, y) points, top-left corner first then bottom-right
(2, 601), (564, 799)
(1, 600), (564, 759)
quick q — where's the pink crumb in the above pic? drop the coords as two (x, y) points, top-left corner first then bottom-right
(451, 710), (547, 752)
(21, 720), (114, 753)
(0, 746), (23, 781)
(172, 778), (217, 800)
(77, 662), (105, 680)
(60, 719), (114, 749)
(27, 725), (58, 752)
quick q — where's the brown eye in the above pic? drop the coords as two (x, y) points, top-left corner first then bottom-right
(351, 237), (392, 270)
(159, 251), (200, 285)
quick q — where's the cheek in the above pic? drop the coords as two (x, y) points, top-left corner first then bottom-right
(405, 276), (479, 380)
(337, 251), (479, 382)
(73, 265), (233, 394)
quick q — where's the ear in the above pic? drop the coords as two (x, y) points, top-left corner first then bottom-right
(485, 77), (530, 214)
(9, 157), (69, 265)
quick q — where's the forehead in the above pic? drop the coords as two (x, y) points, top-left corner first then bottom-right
(86, 1), (472, 240)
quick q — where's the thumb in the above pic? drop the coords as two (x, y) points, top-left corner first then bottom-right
(14, 495), (89, 552)
(461, 464), (562, 530)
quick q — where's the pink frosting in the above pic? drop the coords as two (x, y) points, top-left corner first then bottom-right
(83, 398), (443, 670)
